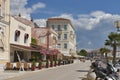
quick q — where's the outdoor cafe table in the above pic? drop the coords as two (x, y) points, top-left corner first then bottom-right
(12, 62), (39, 69)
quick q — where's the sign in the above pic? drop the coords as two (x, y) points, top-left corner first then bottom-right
(18, 25), (26, 31)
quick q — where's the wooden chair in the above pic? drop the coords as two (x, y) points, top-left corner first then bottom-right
(16, 62), (21, 70)
(5, 62), (13, 70)
(24, 62), (29, 71)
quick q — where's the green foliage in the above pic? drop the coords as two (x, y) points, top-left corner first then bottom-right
(77, 49), (88, 57)
(46, 59), (49, 64)
(105, 32), (120, 47)
(32, 60), (36, 66)
(39, 60), (42, 65)
(105, 32), (120, 63)
(99, 47), (110, 54)
(31, 38), (37, 45)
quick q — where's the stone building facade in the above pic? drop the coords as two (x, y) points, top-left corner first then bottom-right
(0, 0), (10, 71)
(47, 18), (77, 57)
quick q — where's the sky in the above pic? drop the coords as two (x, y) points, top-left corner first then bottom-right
(10, 0), (120, 50)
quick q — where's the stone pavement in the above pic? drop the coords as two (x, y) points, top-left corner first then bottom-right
(0, 59), (91, 80)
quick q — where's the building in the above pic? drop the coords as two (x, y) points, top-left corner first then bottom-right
(32, 27), (61, 60)
(0, 0), (10, 71)
(10, 16), (32, 62)
(32, 27), (58, 49)
(47, 18), (76, 57)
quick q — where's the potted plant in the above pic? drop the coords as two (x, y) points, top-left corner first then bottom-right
(46, 59), (49, 68)
(50, 60), (53, 67)
(31, 60), (36, 71)
(54, 60), (57, 66)
(38, 60), (42, 69)
(58, 59), (61, 66)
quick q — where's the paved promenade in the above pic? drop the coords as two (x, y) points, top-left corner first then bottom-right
(0, 60), (91, 80)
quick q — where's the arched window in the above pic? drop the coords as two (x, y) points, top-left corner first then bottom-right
(24, 33), (29, 43)
(14, 30), (20, 42)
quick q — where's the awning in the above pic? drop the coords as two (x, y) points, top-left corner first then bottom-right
(10, 44), (40, 52)
(63, 54), (71, 57)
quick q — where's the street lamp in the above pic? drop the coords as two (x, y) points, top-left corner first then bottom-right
(114, 20), (120, 32)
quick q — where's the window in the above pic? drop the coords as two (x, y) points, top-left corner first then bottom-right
(58, 44), (61, 48)
(70, 31), (73, 35)
(64, 34), (67, 39)
(58, 34), (61, 40)
(24, 33), (29, 43)
(64, 43), (67, 49)
(0, 5), (1, 16)
(51, 25), (54, 30)
(58, 25), (61, 31)
(0, 27), (4, 50)
(14, 30), (20, 42)
(64, 25), (67, 30)
(40, 37), (46, 44)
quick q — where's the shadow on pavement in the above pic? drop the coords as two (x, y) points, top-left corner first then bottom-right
(79, 77), (87, 80)
(76, 70), (89, 72)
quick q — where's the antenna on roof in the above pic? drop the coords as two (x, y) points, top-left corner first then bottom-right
(18, 13), (21, 17)
(31, 17), (33, 22)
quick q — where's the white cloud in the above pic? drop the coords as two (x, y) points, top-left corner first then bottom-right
(10, 0), (46, 19)
(88, 41), (92, 45)
(34, 19), (47, 27)
(32, 3), (45, 10)
(53, 11), (120, 30)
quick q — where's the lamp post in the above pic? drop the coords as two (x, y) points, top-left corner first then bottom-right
(46, 27), (51, 59)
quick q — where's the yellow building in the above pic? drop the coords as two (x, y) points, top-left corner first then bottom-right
(0, 0), (10, 71)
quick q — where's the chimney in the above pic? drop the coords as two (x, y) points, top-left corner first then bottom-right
(18, 13), (21, 17)
(31, 17), (33, 22)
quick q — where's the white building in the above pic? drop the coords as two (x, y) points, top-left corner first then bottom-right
(47, 18), (76, 57)
(10, 16), (32, 62)
(0, 0), (10, 71)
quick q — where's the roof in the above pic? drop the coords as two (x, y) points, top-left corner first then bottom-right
(47, 18), (70, 21)
(47, 18), (75, 30)
(13, 16), (39, 28)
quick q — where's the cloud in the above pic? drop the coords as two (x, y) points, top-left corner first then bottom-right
(52, 11), (120, 49)
(10, 1), (120, 50)
(32, 3), (45, 10)
(34, 19), (47, 27)
(54, 11), (120, 30)
(10, 0), (46, 19)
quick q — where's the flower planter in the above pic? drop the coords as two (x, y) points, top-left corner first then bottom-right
(38, 65), (42, 69)
(58, 59), (61, 66)
(31, 66), (36, 71)
(46, 60), (49, 68)
(54, 61), (57, 66)
(39, 60), (42, 69)
(50, 60), (53, 67)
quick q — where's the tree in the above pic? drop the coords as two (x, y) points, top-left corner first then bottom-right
(105, 32), (120, 64)
(31, 37), (37, 45)
(99, 47), (110, 59)
(78, 49), (88, 57)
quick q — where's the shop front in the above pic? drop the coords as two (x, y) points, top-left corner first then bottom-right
(10, 44), (40, 62)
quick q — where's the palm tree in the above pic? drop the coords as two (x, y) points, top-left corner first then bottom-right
(105, 32), (120, 64)
(99, 47), (110, 60)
